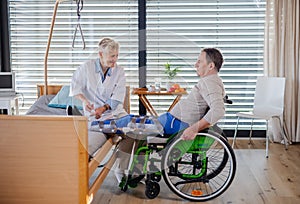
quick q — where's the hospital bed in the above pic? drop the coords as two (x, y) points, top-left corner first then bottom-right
(0, 85), (130, 203)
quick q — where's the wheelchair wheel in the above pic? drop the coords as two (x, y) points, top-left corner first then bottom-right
(145, 180), (160, 199)
(161, 131), (236, 201)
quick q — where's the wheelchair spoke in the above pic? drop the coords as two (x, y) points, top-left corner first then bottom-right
(161, 132), (236, 201)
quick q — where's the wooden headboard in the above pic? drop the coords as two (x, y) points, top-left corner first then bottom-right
(37, 84), (63, 97)
(37, 84), (131, 113)
(124, 86), (130, 113)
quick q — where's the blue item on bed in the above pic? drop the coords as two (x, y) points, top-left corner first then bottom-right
(48, 85), (83, 109)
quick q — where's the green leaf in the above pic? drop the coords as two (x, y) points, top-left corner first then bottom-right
(164, 62), (180, 80)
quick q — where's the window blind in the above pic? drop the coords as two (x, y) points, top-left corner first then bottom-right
(145, 0), (266, 129)
(9, 0), (266, 130)
(9, 0), (139, 114)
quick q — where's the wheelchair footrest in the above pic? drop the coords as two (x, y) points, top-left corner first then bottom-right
(147, 136), (168, 144)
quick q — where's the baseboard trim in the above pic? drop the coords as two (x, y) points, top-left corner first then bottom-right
(223, 129), (266, 138)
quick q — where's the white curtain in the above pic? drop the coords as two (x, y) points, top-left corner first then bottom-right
(264, 0), (300, 142)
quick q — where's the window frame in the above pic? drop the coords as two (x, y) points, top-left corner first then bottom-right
(8, 0), (266, 130)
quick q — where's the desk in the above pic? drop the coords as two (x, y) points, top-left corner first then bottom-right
(132, 88), (187, 116)
(0, 95), (20, 115)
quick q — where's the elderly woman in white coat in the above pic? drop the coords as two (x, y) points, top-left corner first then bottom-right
(70, 37), (127, 119)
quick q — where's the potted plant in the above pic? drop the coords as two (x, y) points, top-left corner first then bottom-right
(164, 62), (180, 80)
(164, 62), (180, 91)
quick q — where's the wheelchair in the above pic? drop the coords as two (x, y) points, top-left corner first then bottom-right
(116, 120), (236, 202)
(90, 95), (235, 201)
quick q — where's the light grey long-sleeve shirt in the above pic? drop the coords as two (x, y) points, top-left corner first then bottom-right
(170, 74), (225, 126)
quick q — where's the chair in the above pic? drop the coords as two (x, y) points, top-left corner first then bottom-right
(232, 76), (288, 158)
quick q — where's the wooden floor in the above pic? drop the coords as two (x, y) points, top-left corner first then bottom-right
(91, 139), (300, 204)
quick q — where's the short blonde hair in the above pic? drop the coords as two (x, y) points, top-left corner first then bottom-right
(98, 37), (119, 53)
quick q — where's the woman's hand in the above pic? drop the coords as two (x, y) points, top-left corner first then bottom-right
(76, 94), (93, 113)
(85, 102), (94, 112)
(94, 106), (107, 119)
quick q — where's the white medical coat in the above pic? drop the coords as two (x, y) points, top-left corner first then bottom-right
(70, 58), (126, 112)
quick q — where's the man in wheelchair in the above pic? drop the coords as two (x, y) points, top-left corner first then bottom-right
(96, 48), (236, 201)
(116, 47), (225, 160)
(86, 47), (236, 201)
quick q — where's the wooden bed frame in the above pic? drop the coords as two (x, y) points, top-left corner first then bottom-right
(0, 85), (130, 203)
(0, 114), (121, 203)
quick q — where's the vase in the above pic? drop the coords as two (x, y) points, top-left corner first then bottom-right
(166, 80), (173, 91)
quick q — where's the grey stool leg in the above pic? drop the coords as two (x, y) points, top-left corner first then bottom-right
(232, 116), (240, 148)
(274, 116), (289, 150)
(266, 120), (269, 158)
(249, 118), (254, 145)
